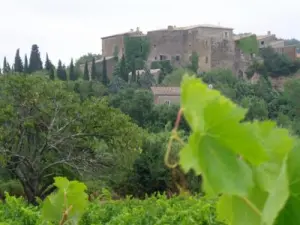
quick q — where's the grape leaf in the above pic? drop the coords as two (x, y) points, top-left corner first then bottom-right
(248, 121), (294, 192)
(180, 131), (253, 196)
(180, 75), (267, 165)
(41, 177), (88, 224)
(275, 142), (300, 225)
(217, 186), (268, 225)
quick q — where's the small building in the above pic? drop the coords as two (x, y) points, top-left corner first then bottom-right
(150, 86), (180, 105)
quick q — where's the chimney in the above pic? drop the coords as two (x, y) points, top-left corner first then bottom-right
(267, 31), (271, 35)
(167, 25), (174, 30)
(136, 27), (140, 32)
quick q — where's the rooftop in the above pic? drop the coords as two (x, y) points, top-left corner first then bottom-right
(148, 24), (233, 33)
(150, 87), (180, 95)
(101, 29), (144, 39)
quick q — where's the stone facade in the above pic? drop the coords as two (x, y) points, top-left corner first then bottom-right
(146, 25), (235, 73)
(101, 29), (144, 59)
(150, 87), (180, 105)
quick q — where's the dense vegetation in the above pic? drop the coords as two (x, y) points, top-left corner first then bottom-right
(0, 40), (300, 224)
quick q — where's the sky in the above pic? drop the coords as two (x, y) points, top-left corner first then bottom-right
(0, 0), (299, 66)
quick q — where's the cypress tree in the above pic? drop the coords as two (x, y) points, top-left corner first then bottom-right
(49, 67), (55, 80)
(69, 59), (77, 81)
(91, 57), (96, 80)
(14, 49), (23, 73)
(119, 54), (128, 82)
(57, 60), (67, 81)
(83, 61), (89, 81)
(29, 44), (43, 73)
(45, 53), (53, 71)
(24, 54), (29, 74)
(62, 64), (68, 81)
(102, 57), (109, 85)
(2, 57), (7, 74)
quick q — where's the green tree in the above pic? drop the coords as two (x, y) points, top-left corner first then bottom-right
(0, 75), (143, 204)
(119, 54), (128, 82)
(189, 52), (199, 73)
(44, 53), (53, 71)
(162, 68), (193, 86)
(49, 67), (55, 80)
(14, 49), (23, 73)
(2, 57), (8, 74)
(24, 54), (29, 74)
(69, 59), (77, 81)
(91, 57), (97, 80)
(29, 44), (43, 73)
(57, 60), (67, 81)
(102, 57), (109, 85)
(83, 61), (89, 81)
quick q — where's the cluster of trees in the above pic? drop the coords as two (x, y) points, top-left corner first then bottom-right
(1, 39), (300, 205)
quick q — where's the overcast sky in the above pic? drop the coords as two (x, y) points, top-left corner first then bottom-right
(0, 0), (298, 66)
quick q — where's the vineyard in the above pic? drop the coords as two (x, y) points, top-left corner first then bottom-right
(0, 74), (300, 224)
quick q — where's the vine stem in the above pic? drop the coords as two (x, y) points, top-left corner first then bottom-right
(165, 108), (184, 168)
(240, 196), (262, 216)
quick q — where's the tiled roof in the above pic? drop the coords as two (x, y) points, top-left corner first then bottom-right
(150, 87), (180, 95)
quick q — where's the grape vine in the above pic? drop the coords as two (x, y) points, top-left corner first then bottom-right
(167, 74), (300, 225)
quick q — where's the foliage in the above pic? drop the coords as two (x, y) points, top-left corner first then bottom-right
(14, 49), (24, 73)
(41, 177), (88, 225)
(0, 189), (223, 225)
(28, 44), (43, 73)
(24, 54), (29, 74)
(83, 61), (89, 81)
(0, 75), (144, 204)
(188, 52), (199, 73)
(90, 57), (97, 81)
(124, 35), (150, 72)
(119, 54), (128, 82)
(56, 60), (67, 80)
(102, 57), (109, 85)
(75, 53), (101, 68)
(176, 75), (299, 225)
(69, 59), (77, 81)
(260, 47), (300, 77)
(236, 35), (259, 54)
(162, 68), (193, 86)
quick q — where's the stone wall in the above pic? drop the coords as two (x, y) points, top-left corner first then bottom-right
(102, 35), (125, 58)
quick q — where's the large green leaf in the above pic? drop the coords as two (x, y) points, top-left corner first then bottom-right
(180, 76), (267, 166)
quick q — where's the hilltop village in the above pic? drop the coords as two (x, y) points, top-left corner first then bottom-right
(81, 24), (298, 81)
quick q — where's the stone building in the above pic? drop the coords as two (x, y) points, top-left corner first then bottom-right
(150, 87), (180, 105)
(146, 24), (235, 73)
(101, 28), (144, 59)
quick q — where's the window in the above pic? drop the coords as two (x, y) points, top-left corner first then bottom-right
(224, 32), (228, 38)
(205, 56), (208, 64)
(164, 100), (171, 105)
(189, 43), (192, 47)
(204, 40), (208, 47)
(175, 55), (180, 61)
(261, 41), (265, 45)
(140, 45), (143, 53)
(154, 56), (157, 60)
(160, 55), (167, 60)
(154, 44), (156, 48)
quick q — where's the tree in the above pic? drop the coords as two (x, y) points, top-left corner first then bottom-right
(24, 54), (29, 74)
(162, 68), (192, 86)
(14, 49), (23, 73)
(102, 57), (108, 85)
(2, 57), (8, 74)
(56, 60), (67, 81)
(83, 61), (89, 81)
(119, 54), (128, 82)
(189, 52), (199, 74)
(49, 67), (55, 80)
(91, 57), (97, 80)
(0, 75), (143, 204)
(69, 59), (77, 81)
(29, 44), (43, 73)
(44, 53), (53, 71)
